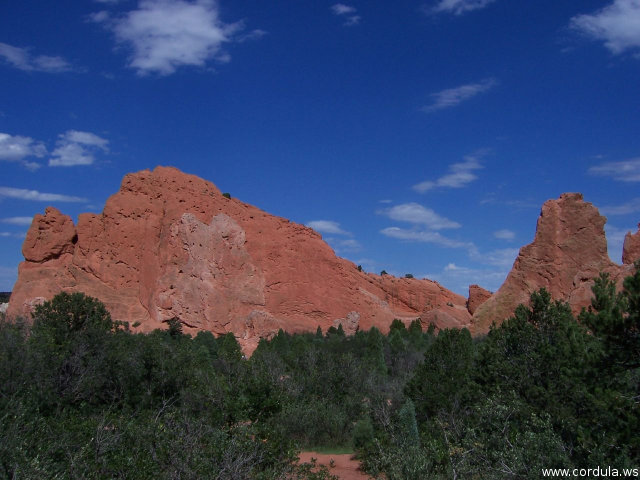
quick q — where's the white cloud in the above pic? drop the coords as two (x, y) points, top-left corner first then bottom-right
(493, 229), (515, 240)
(49, 130), (109, 167)
(600, 198), (640, 215)
(472, 247), (519, 268)
(331, 3), (361, 26)
(236, 29), (268, 43)
(428, 0), (497, 15)
(1, 217), (33, 226)
(0, 232), (26, 238)
(23, 161), (42, 172)
(0, 42), (73, 73)
(422, 78), (497, 112)
(307, 220), (350, 235)
(0, 187), (87, 203)
(326, 237), (362, 252)
(571, 0), (640, 55)
(380, 227), (473, 249)
(588, 157), (640, 182)
(0, 137), (45, 170)
(0, 133), (47, 163)
(413, 153), (483, 193)
(425, 262), (505, 295)
(96, 0), (243, 76)
(332, 4), (356, 15)
(89, 10), (111, 23)
(379, 203), (460, 229)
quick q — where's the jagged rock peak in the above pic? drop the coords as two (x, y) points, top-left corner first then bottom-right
(471, 192), (635, 334)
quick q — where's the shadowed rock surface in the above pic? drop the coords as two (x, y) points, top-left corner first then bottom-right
(8, 166), (470, 353)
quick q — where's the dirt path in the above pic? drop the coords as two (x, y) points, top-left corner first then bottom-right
(298, 451), (372, 480)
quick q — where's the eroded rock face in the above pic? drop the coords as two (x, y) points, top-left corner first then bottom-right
(22, 207), (76, 262)
(467, 285), (492, 315)
(623, 224), (640, 266)
(8, 166), (470, 353)
(471, 193), (637, 334)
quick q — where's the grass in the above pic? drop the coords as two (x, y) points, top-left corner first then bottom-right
(305, 446), (354, 455)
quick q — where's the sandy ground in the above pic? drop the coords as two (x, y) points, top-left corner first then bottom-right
(298, 452), (372, 480)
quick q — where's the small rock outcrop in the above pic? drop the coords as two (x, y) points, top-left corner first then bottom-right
(623, 224), (640, 265)
(8, 166), (470, 353)
(467, 284), (492, 315)
(471, 193), (638, 334)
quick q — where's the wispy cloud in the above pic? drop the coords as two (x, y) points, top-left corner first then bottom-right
(472, 247), (519, 268)
(427, 0), (497, 16)
(588, 157), (640, 182)
(307, 220), (351, 235)
(49, 130), (109, 167)
(0, 133), (46, 169)
(378, 203), (460, 229)
(381, 227), (473, 249)
(571, 0), (640, 55)
(327, 237), (362, 253)
(0, 42), (73, 73)
(600, 197), (640, 215)
(307, 219), (362, 254)
(1, 217), (33, 226)
(0, 187), (87, 203)
(93, 0), (245, 76)
(413, 152), (484, 193)
(331, 4), (361, 26)
(493, 229), (515, 240)
(422, 78), (497, 112)
(605, 224), (630, 263)
(425, 262), (506, 295)
(0, 232), (27, 239)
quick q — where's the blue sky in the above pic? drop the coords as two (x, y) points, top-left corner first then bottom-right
(1, 0), (640, 295)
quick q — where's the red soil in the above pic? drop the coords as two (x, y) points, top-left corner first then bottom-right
(298, 451), (372, 480)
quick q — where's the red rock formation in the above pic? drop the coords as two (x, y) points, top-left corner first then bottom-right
(8, 166), (470, 353)
(471, 193), (638, 334)
(623, 224), (640, 265)
(467, 284), (492, 315)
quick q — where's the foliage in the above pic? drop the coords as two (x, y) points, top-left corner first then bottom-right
(2, 273), (640, 478)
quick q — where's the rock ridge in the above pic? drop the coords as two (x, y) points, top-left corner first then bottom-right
(8, 166), (471, 353)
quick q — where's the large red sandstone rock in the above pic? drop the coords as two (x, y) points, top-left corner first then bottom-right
(623, 224), (640, 265)
(8, 166), (470, 353)
(471, 193), (638, 334)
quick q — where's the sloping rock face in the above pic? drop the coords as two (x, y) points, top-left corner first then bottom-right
(471, 193), (638, 334)
(8, 166), (470, 353)
(623, 224), (640, 265)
